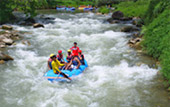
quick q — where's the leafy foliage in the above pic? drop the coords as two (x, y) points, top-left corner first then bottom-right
(115, 0), (150, 17)
(98, 6), (110, 14)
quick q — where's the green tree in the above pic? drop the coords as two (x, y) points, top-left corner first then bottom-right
(0, 0), (47, 24)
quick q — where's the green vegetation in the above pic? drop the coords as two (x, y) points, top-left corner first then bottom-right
(46, 0), (94, 8)
(142, 0), (170, 83)
(98, 7), (110, 14)
(112, 0), (170, 85)
(115, 0), (150, 17)
(0, 0), (47, 24)
(116, 0), (170, 84)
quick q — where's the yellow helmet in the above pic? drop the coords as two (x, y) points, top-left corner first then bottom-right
(67, 49), (71, 52)
(50, 54), (55, 58)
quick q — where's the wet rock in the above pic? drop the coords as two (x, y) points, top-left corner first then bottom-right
(96, 12), (102, 15)
(2, 25), (13, 30)
(120, 17), (132, 21)
(25, 18), (35, 23)
(128, 37), (142, 50)
(2, 38), (14, 45)
(0, 60), (5, 64)
(0, 42), (6, 48)
(107, 18), (120, 24)
(33, 23), (44, 28)
(132, 17), (144, 27)
(22, 40), (31, 46)
(128, 38), (141, 44)
(121, 26), (140, 32)
(133, 32), (140, 37)
(0, 52), (14, 61)
(112, 11), (124, 20)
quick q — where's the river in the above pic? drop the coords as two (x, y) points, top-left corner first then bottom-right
(0, 11), (170, 107)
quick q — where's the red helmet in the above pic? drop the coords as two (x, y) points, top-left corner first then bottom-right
(78, 50), (82, 53)
(58, 50), (62, 54)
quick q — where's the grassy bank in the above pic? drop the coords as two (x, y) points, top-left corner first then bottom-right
(115, 0), (150, 17)
(115, 0), (170, 86)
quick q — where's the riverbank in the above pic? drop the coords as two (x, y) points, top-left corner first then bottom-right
(113, 0), (170, 90)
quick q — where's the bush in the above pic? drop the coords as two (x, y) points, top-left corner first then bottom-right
(98, 7), (110, 14)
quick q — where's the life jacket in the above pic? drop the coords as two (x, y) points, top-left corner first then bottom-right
(57, 54), (63, 62)
(48, 58), (53, 69)
(72, 58), (78, 66)
(70, 46), (79, 56)
(66, 54), (72, 62)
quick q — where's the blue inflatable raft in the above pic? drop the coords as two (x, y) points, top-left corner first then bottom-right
(44, 59), (88, 82)
(56, 7), (66, 11)
(66, 7), (76, 11)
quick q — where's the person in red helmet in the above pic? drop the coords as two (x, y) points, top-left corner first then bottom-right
(57, 50), (65, 64)
(70, 42), (79, 56)
(78, 50), (85, 65)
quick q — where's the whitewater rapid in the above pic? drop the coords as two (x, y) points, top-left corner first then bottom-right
(0, 12), (169, 107)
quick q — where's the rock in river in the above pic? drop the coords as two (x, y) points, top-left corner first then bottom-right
(1, 25), (13, 30)
(112, 11), (124, 20)
(0, 52), (14, 61)
(121, 26), (140, 32)
(33, 23), (44, 28)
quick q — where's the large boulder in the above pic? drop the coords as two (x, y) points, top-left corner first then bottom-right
(112, 11), (124, 20)
(2, 25), (13, 30)
(121, 26), (140, 32)
(0, 52), (14, 61)
(33, 23), (44, 28)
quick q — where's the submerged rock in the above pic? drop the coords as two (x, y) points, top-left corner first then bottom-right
(0, 52), (14, 61)
(107, 18), (120, 24)
(33, 23), (44, 28)
(2, 25), (13, 30)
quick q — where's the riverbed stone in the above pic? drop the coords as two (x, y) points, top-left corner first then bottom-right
(33, 23), (44, 28)
(0, 42), (6, 48)
(2, 38), (14, 45)
(132, 17), (144, 27)
(112, 11), (124, 20)
(0, 60), (5, 64)
(0, 52), (14, 61)
(2, 25), (13, 30)
(121, 26), (140, 32)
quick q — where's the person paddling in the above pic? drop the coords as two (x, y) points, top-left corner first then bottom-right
(48, 54), (54, 70)
(51, 55), (71, 80)
(70, 42), (79, 57)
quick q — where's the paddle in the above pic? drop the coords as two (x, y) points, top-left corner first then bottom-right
(59, 65), (72, 81)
